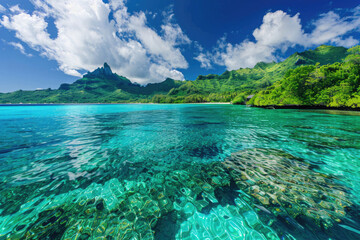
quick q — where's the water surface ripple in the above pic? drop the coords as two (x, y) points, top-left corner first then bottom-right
(0, 104), (359, 239)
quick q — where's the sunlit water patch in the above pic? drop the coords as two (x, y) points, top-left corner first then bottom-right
(0, 104), (360, 239)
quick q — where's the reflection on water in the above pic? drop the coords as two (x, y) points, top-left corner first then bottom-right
(300, 109), (360, 117)
(0, 104), (360, 239)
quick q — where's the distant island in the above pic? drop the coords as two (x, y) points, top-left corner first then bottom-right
(1, 45), (360, 109)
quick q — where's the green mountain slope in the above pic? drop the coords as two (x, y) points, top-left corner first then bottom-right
(0, 45), (351, 104)
(151, 45), (349, 103)
(0, 63), (185, 103)
(249, 46), (360, 108)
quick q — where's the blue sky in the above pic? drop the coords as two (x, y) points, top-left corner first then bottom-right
(0, 0), (360, 92)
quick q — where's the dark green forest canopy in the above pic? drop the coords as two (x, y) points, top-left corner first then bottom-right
(0, 45), (357, 105)
(249, 46), (360, 108)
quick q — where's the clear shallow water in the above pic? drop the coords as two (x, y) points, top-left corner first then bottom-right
(0, 104), (359, 239)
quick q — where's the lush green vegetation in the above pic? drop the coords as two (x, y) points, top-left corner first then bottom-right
(0, 45), (354, 105)
(249, 46), (360, 108)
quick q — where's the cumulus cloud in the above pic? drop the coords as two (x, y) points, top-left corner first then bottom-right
(127, 12), (188, 69)
(0, 0), (190, 84)
(214, 40), (276, 70)
(196, 6), (360, 70)
(8, 42), (32, 57)
(253, 11), (305, 48)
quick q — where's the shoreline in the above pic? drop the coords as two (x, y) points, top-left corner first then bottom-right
(0, 102), (231, 106)
(1, 103), (359, 112)
(250, 104), (360, 112)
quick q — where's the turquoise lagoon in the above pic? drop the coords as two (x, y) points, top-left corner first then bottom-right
(0, 104), (359, 239)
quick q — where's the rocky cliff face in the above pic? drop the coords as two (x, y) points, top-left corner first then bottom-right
(84, 63), (115, 79)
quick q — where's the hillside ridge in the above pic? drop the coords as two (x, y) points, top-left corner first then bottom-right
(0, 45), (352, 104)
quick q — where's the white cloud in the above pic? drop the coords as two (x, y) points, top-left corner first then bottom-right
(161, 20), (191, 46)
(161, 9), (191, 46)
(0, 0), (190, 84)
(109, 0), (125, 10)
(308, 11), (360, 47)
(215, 41), (276, 70)
(194, 53), (212, 69)
(253, 11), (305, 48)
(128, 12), (188, 69)
(0, 4), (6, 13)
(331, 36), (359, 47)
(8, 42), (32, 57)
(196, 6), (360, 70)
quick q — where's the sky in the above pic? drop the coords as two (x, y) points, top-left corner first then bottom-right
(0, 0), (360, 92)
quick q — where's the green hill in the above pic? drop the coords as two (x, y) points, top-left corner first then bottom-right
(0, 45), (351, 104)
(249, 46), (360, 108)
(151, 45), (349, 103)
(0, 63), (185, 103)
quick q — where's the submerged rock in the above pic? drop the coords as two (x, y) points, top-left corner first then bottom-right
(223, 148), (353, 230)
(0, 148), (357, 239)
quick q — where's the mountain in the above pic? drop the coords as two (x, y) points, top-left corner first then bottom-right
(83, 62), (114, 79)
(0, 45), (352, 104)
(151, 45), (349, 103)
(0, 63), (185, 103)
(249, 45), (360, 108)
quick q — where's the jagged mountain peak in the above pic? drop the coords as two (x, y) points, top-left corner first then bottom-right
(103, 62), (112, 74)
(84, 62), (114, 79)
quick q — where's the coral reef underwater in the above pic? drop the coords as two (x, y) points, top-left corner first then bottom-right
(0, 148), (359, 240)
